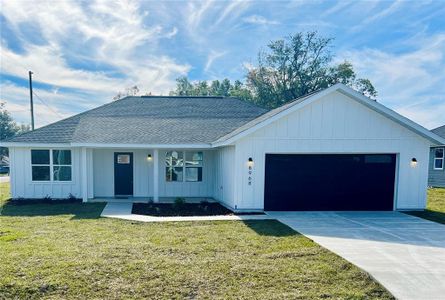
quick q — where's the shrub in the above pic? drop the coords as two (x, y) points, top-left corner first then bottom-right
(174, 197), (186, 205)
(67, 193), (77, 201)
(173, 197), (186, 209)
(43, 195), (52, 202)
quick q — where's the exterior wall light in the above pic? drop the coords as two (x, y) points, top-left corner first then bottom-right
(410, 158), (417, 168)
(147, 154), (152, 161)
(248, 157), (254, 167)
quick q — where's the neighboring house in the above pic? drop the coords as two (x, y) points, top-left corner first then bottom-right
(1, 84), (444, 211)
(429, 125), (445, 187)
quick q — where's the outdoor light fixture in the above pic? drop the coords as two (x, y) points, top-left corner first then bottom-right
(248, 157), (254, 167)
(147, 154), (152, 161)
(410, 158), (418, 168)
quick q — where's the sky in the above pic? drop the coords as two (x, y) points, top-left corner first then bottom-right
(0, 0), (444, 129)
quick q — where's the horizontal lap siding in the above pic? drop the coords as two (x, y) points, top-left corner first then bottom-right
(9, 147), (82, 199)
(233, 91), (430, 210)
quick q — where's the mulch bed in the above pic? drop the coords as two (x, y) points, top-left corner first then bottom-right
(7, 198), (82, 205)
(132, 202), (264, 217)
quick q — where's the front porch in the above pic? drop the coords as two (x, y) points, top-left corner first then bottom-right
(81, 147), (224, 206)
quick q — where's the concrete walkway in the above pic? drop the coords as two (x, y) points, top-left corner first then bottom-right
(268, 211), (445, 300)
(101, 202), (272, 222)
(0, 176), (9, 183)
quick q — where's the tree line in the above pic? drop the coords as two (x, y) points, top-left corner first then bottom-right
(169, 31), (376, 109)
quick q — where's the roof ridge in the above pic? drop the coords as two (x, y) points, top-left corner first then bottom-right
(140, 95), (225, 98)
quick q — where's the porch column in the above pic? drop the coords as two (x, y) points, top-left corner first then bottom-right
(153, 149), (159, 202)
(81, 147), (88, 203)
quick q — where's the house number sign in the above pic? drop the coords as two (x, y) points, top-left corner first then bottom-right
(248, 165), (253, 185)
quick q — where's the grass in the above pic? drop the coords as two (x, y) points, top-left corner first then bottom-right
(405, 188), (445, 224)
(0, 182), (392, 299)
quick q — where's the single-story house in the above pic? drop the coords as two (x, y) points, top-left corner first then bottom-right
(1, 83), (444, 211)
(429, 125), (445, 187)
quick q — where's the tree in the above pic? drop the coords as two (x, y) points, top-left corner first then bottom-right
(113, 85), (140, 100)
(169, 32), (376, 109)
(246, 32), (376, 108)
(0, 102), (30, 157)
(169, 77), (253, 101)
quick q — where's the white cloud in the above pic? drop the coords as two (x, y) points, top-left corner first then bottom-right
(214, 1), (251, 26)
(0, 81), (80, 127)
(350, 0), (403, 32)
(243, 15), (279, 26)
(204, 50), (228, 72)
(1, 0), (190, 98)
(339, 34), (445, 129)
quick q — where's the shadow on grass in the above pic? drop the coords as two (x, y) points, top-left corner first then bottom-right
(404, 210), (445, 225)
(0, 200), (106, 219)
(242, 219), (300, 237)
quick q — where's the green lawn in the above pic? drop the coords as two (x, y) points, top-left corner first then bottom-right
(405, 188), (445, 224)
(0, 183), (392, 299)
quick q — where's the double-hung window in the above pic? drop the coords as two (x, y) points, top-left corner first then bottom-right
(31, 150), (51, 181)
(31, 149), (72, 181)
(165, 151), (203, 182)
(434, 148), (444, 170)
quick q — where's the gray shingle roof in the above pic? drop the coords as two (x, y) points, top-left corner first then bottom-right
(5, 96), (268, 145)
(432, 125), (445, 139)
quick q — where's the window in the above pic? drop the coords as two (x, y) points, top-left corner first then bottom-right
(185, 152), (203, 182)
(53, 150), (72, 181)
(165, 151), (184, 182)
(31, 149), (72, 181)
(117, 154), (130, 164)
(31, 150), (50, 181)
(434, 148), (444, 170)
(166, 151), (203, 182)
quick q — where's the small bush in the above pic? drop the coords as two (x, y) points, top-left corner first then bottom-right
(43, 195), (52, 202)
(174, 197), (186, 205)
(200, 200), (209, 205)
(67, 193), (77, 201)
(173, 197), (186, 210)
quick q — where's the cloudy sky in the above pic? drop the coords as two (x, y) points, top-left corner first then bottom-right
(1, 0), (444, 129)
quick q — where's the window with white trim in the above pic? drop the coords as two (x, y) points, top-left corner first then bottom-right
(434, 148), (444, 170)
(31, 149), (72, 181)
(165, 151), (203, 182)
(52, 150), (72, 181)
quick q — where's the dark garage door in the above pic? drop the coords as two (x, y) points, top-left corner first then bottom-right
(264, 154), (396, 211)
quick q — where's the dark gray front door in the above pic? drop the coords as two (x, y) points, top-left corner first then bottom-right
(114, 152), (133, 196)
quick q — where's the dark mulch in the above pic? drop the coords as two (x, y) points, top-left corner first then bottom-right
(7, 198), (82, 205)
(132, 202), (264, 217)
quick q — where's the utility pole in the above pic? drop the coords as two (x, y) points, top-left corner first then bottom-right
(28, 71), (34, 130)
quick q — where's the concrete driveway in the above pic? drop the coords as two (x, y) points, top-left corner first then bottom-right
(267, 211), (445, 300)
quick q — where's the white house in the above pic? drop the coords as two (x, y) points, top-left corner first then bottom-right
(2, 84), (444, 211)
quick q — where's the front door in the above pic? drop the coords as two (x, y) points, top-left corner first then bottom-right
(114, 152), (133, 196)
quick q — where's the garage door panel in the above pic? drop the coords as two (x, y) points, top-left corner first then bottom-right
(264, 154), (396, 211)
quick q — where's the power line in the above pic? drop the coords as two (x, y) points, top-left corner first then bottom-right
(32, 90), (63, 118)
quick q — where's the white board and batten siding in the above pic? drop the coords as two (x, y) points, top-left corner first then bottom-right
(213, 146), (236, 209)
(93, 149), (153, 197)
(92, 148), (215, 198)
(232, 91), (430, 210)
(9, 147), (84, 199)
(158, 150), (215, 198)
